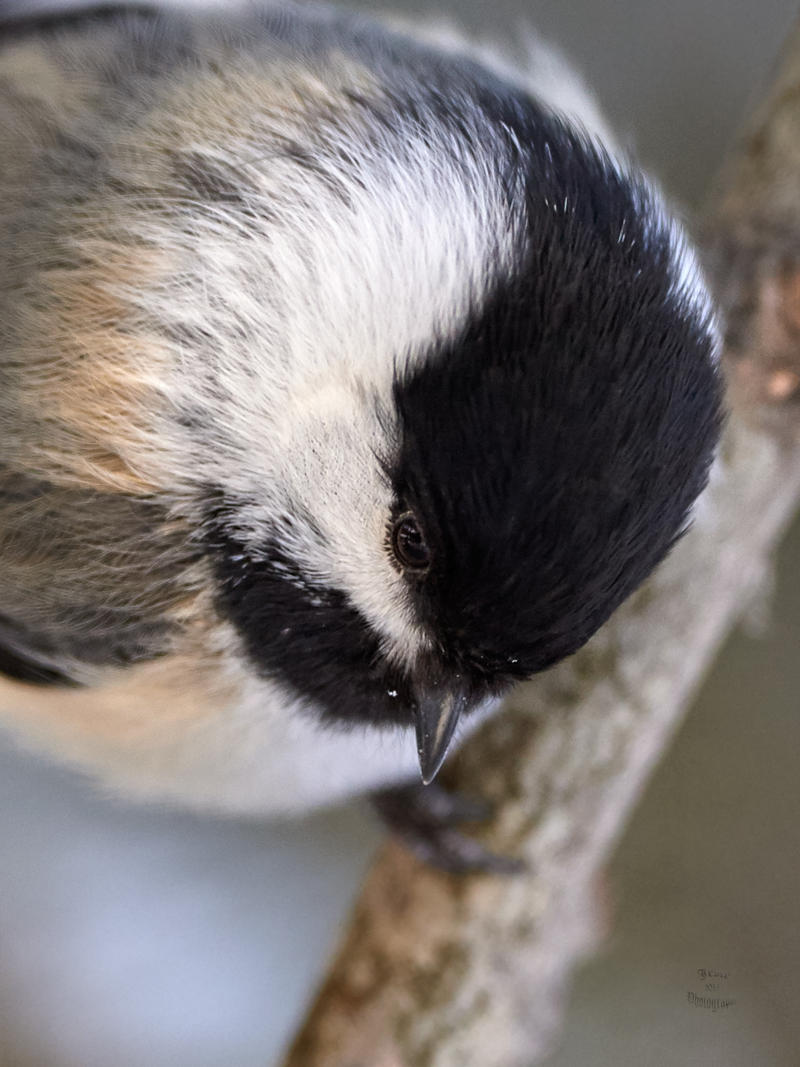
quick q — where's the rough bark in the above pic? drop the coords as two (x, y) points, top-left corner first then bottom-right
(281, 21), (800, 1067)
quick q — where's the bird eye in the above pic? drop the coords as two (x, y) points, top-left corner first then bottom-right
(391, 513), (431, 572)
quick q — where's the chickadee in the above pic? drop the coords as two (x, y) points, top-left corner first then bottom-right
(0, 1), (722, 863)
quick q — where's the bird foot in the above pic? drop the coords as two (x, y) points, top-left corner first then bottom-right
(371, 782), (524, 875)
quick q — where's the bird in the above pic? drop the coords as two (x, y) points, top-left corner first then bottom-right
(0, 0), (722, 869)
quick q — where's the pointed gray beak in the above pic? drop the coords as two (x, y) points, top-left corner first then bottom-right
(413, 676), (472, 785)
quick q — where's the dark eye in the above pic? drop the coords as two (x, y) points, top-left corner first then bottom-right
(391, 513), (431, 572)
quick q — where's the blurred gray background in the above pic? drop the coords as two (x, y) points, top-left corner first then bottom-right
(1, 1), (799, 1065)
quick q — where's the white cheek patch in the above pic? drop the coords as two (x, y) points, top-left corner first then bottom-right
(132, 89), (518, 666)
(266, 398), (434, 671)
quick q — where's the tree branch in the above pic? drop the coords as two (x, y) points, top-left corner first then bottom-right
(281, 20), (800, 1067)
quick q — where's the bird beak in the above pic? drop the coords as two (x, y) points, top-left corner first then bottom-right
(413, 676), (472, 785)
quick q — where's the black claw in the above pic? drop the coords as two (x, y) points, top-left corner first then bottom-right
(371, 782), (525, 875)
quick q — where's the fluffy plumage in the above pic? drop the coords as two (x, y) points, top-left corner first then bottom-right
(0, 1), (722, 811)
